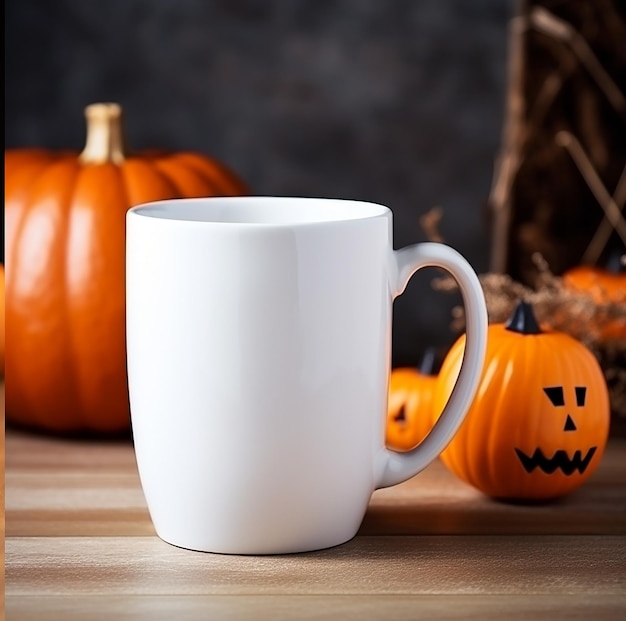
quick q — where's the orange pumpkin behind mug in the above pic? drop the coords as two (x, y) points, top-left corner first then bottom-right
(386, 348), (439, 452)
(562, 253), (626, 342)
(432, 300), (610, 502)
(5, 103), (249, 434)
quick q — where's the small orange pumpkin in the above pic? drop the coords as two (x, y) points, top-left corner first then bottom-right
(5, 103), (249, 434)
(562, 254), (626, 342)
(432, 301), (610, 501)
(386, 348), (438, 451)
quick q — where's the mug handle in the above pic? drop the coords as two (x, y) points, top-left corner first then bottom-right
(375, 242), (488, 489)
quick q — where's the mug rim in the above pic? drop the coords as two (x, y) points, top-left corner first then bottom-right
(127, 195), (391, 227)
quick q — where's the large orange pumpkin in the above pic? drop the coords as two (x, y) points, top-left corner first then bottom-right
(432, 301), (610, 501)
(5, 103), (249, 434)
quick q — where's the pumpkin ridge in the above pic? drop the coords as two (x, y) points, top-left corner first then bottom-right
(5, 152), (60, 201)
(475, 327), (517, 494)
(60, 161), (93, 427)
(531, 332), (567, 497)
(5, 155), (60, 267)
(514, 327), (548, 498)
(150, 157), (207, 198)
(444, 335), (477, 483)
(66, 162), (128, 431)
(169, 152), (248, 196)
(483, 331), (525, 496)
(7, 158), (84, 430)
(436, 336), (466, 477)
(167, 152), (226, 194)
(460, 343), (488, 487)
(121, 158), (179, 206)
(577, 341), (610, 465)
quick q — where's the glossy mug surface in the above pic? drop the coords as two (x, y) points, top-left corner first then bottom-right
(126, 196), (487, 554)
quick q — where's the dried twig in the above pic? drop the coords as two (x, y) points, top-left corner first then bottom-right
(424, 210), (626, 421)
(489, 5), (528, 273)
(489, 3), (626, 275)
(582, 164), (626, 265)
(419, 206), (445, 243)
(556, 131), (626, 263)
(530, 6), (626, 114)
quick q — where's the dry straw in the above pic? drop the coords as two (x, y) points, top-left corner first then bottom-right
(420, 207), (626, 422)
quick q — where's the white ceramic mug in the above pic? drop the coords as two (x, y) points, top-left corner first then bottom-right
(126, 196), (487, 555)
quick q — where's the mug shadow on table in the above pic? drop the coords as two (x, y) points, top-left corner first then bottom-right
(356, 483), (626, 538)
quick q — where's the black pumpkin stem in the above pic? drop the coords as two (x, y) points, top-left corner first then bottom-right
(605, 249), (625, 274)
(505, 300), (542, 335)
(418, 346), (438, 375)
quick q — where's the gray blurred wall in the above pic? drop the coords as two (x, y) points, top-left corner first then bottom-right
(4, 0), (513, 367)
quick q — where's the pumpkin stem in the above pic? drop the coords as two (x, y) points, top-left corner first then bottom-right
(79, 103), (128, 165)
(418, 346), (438, 375)
(505, 300), (542, 335)
(605, 250), (625, 274)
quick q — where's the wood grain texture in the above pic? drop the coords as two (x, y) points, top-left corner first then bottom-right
(4, 424), (626, 619)
(5, 430), (626, 537)
(6, 595), (626, 621)
(1, 382), (5, 621)
(6, 535), (626, 596)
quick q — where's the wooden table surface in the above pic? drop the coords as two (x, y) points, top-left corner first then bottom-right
(4, 410), (626, 620)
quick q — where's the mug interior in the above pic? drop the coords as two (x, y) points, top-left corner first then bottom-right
(129, 196), (389, 225)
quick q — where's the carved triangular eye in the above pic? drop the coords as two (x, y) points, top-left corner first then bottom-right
(575, 387), (587, 407)
(394, 405), (406, 423)
(564, 414), (577, 432)
(544, 386), (565, 406)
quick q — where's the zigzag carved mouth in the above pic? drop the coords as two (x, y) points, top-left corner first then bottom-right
(514, 447), (597, 476)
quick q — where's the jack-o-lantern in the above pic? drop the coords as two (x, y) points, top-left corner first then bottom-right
(386, 348), (439, 451)
(432, 300), (610, 501)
